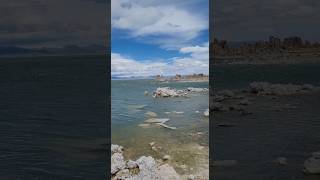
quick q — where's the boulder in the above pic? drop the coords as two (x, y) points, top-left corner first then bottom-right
(204, 109), (209, 117)
(127, 160), (138, 169)
(303, 153), (320, 175)
(112, 144), (124, 154)
(111, 153), (126, 175)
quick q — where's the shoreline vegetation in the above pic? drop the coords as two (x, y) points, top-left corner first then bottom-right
(211, 36), (320, 65)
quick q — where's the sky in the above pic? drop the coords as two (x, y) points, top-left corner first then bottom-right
(0, 0), (107, 48)
(213, 0), (320, 42)
(111, 0), (209, 78)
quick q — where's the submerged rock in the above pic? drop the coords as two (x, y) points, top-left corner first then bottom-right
(218, 89), (235, 97)
(144, 118), (169, 124)
(249, 82), (318, 95)
(239, 99), (250, 105)
(145, 111), (157, 118)
(211, 102), (225, 111)
(138, 123), (151, 128)
(144, 91), (149, 96)
(157, 123), (177, 130)
(276, 157), (287, 165)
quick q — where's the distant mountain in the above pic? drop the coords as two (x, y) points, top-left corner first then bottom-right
(0, 46), (37, 55)
(0, 44), (107, 57)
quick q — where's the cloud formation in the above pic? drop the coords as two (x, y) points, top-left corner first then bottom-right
(0, 0), (107, 48)
(112, 43), (208, 78)
(213, 0), (320, 41)
(112, 0), (208, 49)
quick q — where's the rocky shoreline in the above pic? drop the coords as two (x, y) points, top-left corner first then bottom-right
(210, 82), (320, 113)
(111, 144), (206, 180)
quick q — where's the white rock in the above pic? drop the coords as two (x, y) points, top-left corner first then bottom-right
(111, 153), (126, 175)
(149, 142), (155, 147)
(204, 109), (209, 117)
(111, 144), (123, 154)
(127, 160), (138, 169)
(162, 155), (171, 161)
(188, 174), (195, 180)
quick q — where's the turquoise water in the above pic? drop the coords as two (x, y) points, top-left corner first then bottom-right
(111, 79), (209, 175)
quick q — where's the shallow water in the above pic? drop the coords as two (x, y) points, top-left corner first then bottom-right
(213, 63), (320, 180)
(111, 79), (209, 176)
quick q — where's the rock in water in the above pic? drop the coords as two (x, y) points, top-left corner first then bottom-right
(144, 91), (149, 96)
(218, 89), (235, 97)
(162, 155), (171, 161)
(303, 156), (320, 174)
(145, 111), (157, 117)
(239, 99), (250, 105)
(204, 109), (209, 117)
(277, 157), (287, 165)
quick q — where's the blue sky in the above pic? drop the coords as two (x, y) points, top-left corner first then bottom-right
(111, 0), (209, 78)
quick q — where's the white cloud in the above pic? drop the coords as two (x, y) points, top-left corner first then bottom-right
(111, 43), (208, 78)
(111, 0), (208, 49)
